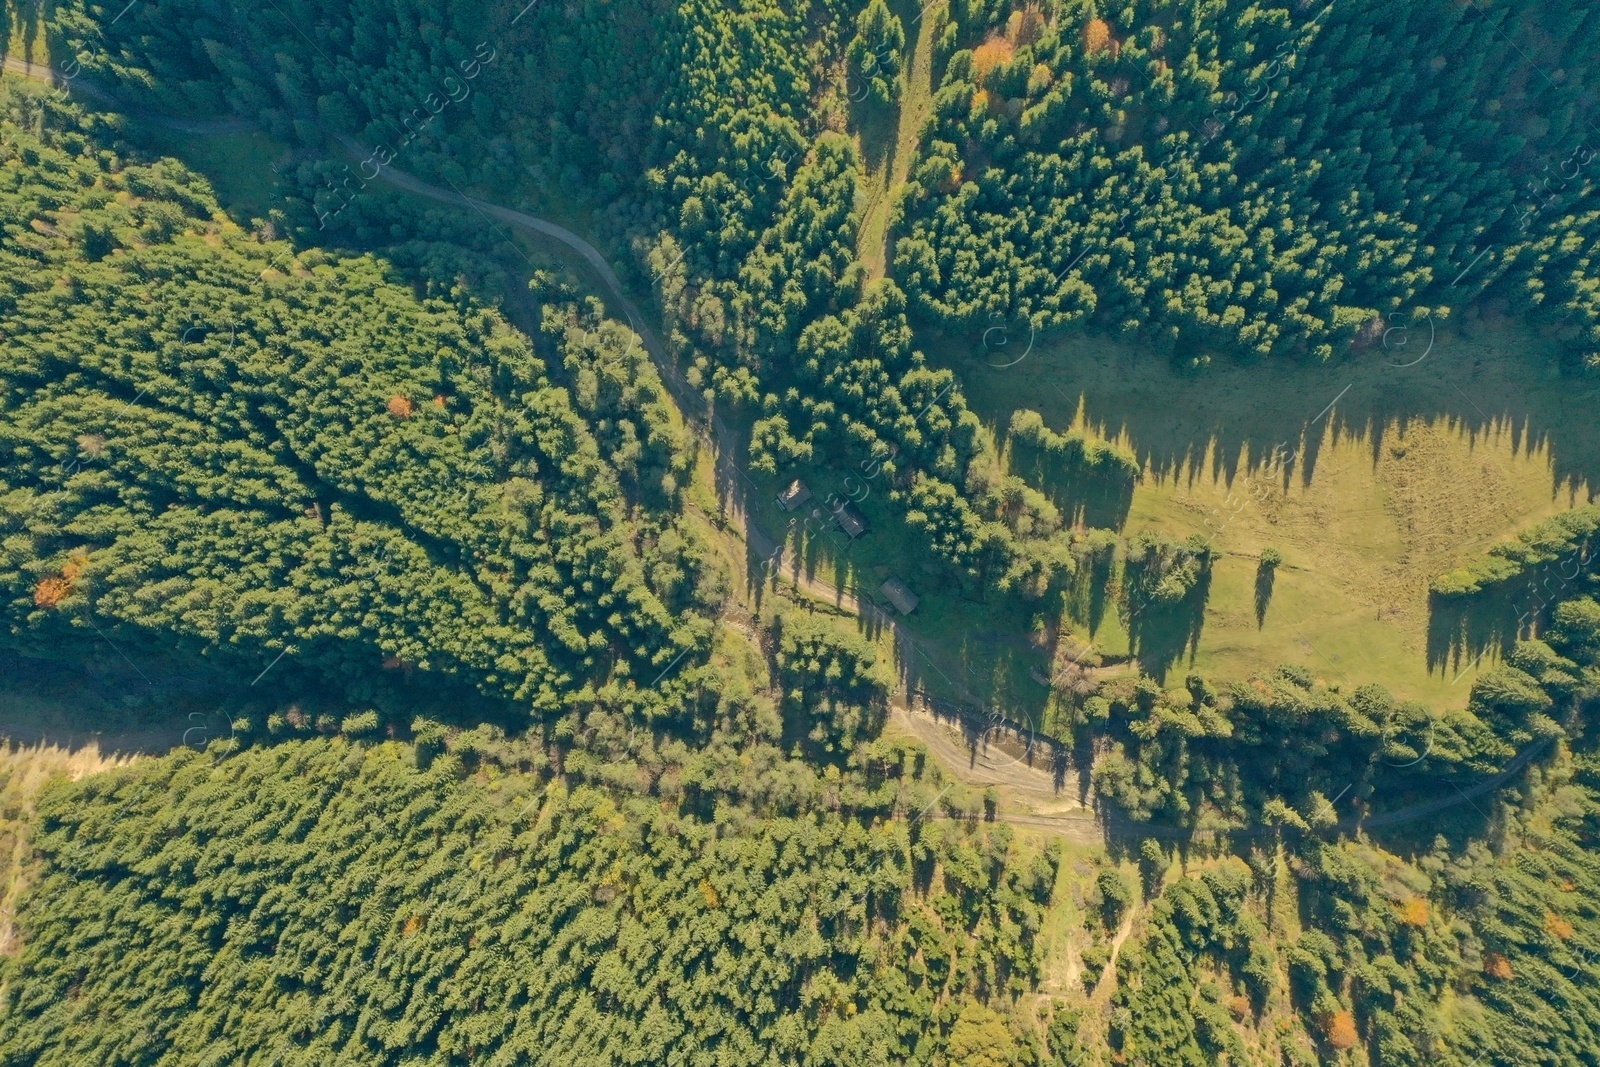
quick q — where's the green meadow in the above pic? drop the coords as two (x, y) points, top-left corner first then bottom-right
(745, 312), (1600, 720)
(928, 317), (1600, 709)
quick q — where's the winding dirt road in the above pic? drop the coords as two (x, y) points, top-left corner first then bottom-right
(1, 58), (1557, 846)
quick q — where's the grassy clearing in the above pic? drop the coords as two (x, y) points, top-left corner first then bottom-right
(855, 0), (944, 279)
(132, 122), (292, 224)
(115, 111), (601, 282)
(927, 320), (1600, 708)
(1024, 836), (1107, 1001)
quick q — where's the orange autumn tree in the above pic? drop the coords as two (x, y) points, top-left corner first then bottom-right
(1084, 17), (1113, 55)
(1397, 897), (1430, 927)
(972, 36), (1015, 80)
(1322, 1010), (1358, 1050)
(32, 553), (87, 608)
(31, 577), (71, 608)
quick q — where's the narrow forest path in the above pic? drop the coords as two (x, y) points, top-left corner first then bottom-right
(1, 55), (53, 84)
(855, 0), (944, 278)
(2, 54), (251, 133)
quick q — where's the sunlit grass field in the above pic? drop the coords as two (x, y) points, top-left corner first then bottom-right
(854, 0), (944, 279)
(929, 318), (1600, 708)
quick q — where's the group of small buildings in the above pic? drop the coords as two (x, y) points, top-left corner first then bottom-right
(776, 478), (919, 615)
(777, 477), (866, 538)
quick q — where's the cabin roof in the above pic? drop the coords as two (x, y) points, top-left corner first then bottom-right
(833, 501), (867, 538)
(880, 577), (919, 614)
(776, 479), (813, 511)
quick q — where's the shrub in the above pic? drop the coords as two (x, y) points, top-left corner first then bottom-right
(1322, 1010), (1358, 1050)
(1097, 868), (1134, 929)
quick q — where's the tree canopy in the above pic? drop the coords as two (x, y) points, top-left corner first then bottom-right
(0, 82), (714, 724)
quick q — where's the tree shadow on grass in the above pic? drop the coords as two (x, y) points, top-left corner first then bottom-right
(1065, 539), (1117, 636)
(1424, 558), (1596, 677)
(0, 0), (47, 67)
(1254, 563), (1276, 628)
(1008, 440), (1138, 531)
(850, 92), (899, 180)
(1125, 563), (1212, 685)
(935, 326), (1600, 521)
(0, 646), (226, 755)
(1426, 591), (1518, 678)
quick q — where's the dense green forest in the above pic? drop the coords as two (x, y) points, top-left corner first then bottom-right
(3, 0), (1600, 1063)
(0, 733), (1069, 1066)
(893, 0), (1600, 371)
(0, 82), (714, 726)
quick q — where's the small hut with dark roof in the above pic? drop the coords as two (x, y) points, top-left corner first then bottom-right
(832, 501), (867, 539)
(880, 577), (919, 615)
(776, 479), (813, 512)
